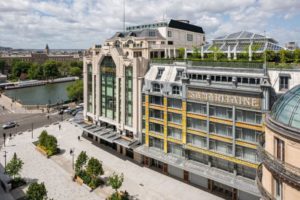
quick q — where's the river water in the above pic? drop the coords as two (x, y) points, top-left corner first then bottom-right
(4, 81), (74, 105)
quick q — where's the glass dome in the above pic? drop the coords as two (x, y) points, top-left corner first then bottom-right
(270, 85), (300, 130)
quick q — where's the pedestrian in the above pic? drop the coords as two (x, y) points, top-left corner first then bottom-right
(78, 136), (80, 141)
(59, 124), (61, 130)
(47, 115), (50, 120)
(9, 133), (12, 138)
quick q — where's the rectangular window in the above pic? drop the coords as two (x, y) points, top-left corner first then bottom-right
(168, 142), (183, 156)
(275, 137), (285, 161)
(149, 123), (164, 134)
(156, 68), (164, 80)
(125, 67), (133, 126)
(209, 122), (232, 137)
(149, 109), (163, 120)
(274, 179), (282, 200)
(187, 118), (207, 131)
(168, 98), (182, 109)
(149, 136), (163, 150)
(168, 30), (172, 37)
(149, 95), (163, 105)
(279, 76), (289, 91)
(188, 151), (208, 164)
(187, 102), (207, 115)
(168, 113), (182, 124)
(187, 134), (206, 148)
(149, 31), (156, 37)
(209, 106), (232, 119)
(209, 139), (232, 155)
(236, 128), (261, 143)
(187, 34), (193, 41)
(236, 110), (262, 125)
(168, 41), (173, 45)
(236, 145), (258, 162)
(168, 127), (182, 140)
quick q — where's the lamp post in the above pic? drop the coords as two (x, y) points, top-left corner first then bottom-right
(3, 150), (7, 173)
(31, 123), (33, 139)
(70, 148), (75, 170)
(3, 133), (6, 147)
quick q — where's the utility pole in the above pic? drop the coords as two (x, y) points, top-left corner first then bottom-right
(70, 148), (75, 170)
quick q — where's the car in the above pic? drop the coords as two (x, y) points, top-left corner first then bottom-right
(64, 108), (72, 113)
(58, 109), (64, 115)
(2, 121), (18, 129)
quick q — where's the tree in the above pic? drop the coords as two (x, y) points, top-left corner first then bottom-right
(75, 151), (88, 175)
(86, 157), (104, 178)
(45, 135), (57, 156)
(70, 61), (83, 69)
(38, 130), (48, 147)
(11, 60), (32, 79)
(265, 50), (276, 62)
(43, 60), (60, 79)
(192, 46), (200, 58)
(279, 49), (288, 63)
(5, 153), (23, 179)
(0, 59), (5, 73)
(67, 80), (83, 101)
(69, 67), (82, 77)
(177, 48), (185, 59)
(295, 49), (300, 63)
(26, 182), (47, 200)
(108, 173), (124, 195)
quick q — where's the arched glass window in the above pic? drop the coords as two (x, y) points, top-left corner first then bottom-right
(172, 86), (180, 95)
(153, 83), (161, 92)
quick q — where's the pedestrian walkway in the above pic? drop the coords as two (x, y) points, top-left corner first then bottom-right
(0, 122), (223, 200)
(0, 93), (42, 114)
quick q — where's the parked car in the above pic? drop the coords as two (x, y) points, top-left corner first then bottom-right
(2, 121), (18, 129)
(72, 107), (83, 116)
(64, 108), (72, 113)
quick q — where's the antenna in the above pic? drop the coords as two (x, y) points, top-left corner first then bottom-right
(123, 0), (126, 33)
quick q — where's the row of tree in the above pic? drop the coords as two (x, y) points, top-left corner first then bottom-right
(177, 47), (300, 63)
(8, 59), (83, 80)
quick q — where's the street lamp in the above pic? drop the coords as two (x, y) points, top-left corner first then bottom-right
(31, 123), (34, 139)
(3, 133), (6, 147)
(3, 150), (7, 173)
(70, 148), (75, 170)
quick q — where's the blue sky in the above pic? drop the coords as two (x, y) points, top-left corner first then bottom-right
(0, 0), (300, 49)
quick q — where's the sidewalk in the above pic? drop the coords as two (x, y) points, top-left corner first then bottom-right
(0, 94), (42, 114)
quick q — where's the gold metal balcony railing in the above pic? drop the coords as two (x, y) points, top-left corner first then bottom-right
(257, 145), (300, 190)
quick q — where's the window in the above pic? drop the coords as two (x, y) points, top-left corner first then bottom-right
(149, 123), (164, 134)
(172, 86), (180, 95)
(149, 31), (156, 37)
(152, 83), (161, 92)
(236, 110), (262, 125)
(236, 146), (258, 162)
(209, 106), (232, 119)
(150, 109), (163, 120)
(279, 76), (289, 91)
(209, 140), (232, 155)
(236, 128), (261, 143)
(168, 41), (173, 45)
(168, 127), (182, 140)
(187, 118), (207, 131)
(149, 137), (163, 150)
(168, 30), (172, 37)
(187, 134), (206, 148)
(168, 142), (183, 156)
(187, 102), (207, 114)
(149, 95), (163, 105)
(209, 122), (232, 137)
(175, 70), (183, 81)
(275, 137), (284, 161)
(156, 68), (164, 79)
(168, 113), (182, 124)
(168, 98), (182, 109)
(187, 34), (193, 41)
(274, 179), (282, 200)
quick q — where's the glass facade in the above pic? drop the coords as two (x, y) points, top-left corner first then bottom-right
(100, 56), (116, 119)
(125, 67), (133, 126)
(87, 64), (93, 112)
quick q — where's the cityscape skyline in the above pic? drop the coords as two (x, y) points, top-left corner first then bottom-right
(0, 0), (300, 49)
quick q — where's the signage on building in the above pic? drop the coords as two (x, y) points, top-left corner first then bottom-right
(187, 89), (261, 109)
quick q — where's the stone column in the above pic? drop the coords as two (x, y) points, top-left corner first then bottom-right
(227, 45), (231, 60)
(201, 46), (204, 60)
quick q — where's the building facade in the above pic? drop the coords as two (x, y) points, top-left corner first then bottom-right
(136, 61), (274, 200)
(81, 20), (205, 159)
(257, 85), (300, 200)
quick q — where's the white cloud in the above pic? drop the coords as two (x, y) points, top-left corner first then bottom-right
(0, 0), (299, 48)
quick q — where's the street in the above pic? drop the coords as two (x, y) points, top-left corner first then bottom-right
(0, 112), (70, 148)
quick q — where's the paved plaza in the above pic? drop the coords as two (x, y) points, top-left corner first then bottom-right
(0, 121), (223, 200)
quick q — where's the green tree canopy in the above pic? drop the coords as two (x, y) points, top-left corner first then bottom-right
(26, 182), (47, 200)
(108, 173), (124, 194)
(43, 60), (60, 79)
(5, 153), (24, 179)
(75, 151), (88, 175)
(38, 130), (48, 147)
(12, 60), (32, 78)
(86, 157), (103, 178)
(69, 67), (82, 77)
(178, 48), (185, 59)
(295, 49), (300, 63)
(0, 59), (5, 73)
(67, 79), (83, 102)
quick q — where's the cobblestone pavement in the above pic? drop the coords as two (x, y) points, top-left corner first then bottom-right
(0, 121), (223, 200)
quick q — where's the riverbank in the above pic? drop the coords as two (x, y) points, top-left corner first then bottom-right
(3, 76), (78, 90)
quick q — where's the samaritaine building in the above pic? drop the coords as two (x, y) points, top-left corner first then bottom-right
(136, 61), (273, 200)
(82, 20), (205, 158)
(257, 85), (300, 200)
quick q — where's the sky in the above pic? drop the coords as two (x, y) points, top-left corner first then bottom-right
(0, 0), (300, 49)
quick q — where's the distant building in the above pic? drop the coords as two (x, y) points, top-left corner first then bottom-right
(285, 42), (299, 50)
(257, 85), (300, 200)
(0, 45), (82, 74)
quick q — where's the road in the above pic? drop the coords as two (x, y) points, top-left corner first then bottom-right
(0, 112), (71, 148)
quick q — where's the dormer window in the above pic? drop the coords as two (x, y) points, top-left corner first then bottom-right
(172, 86), (180, 95)
(149, 31), (156, 37)
(175, 70), (183, 81)
(153, 83), (161, 92)
(156, 68), (164, 80)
